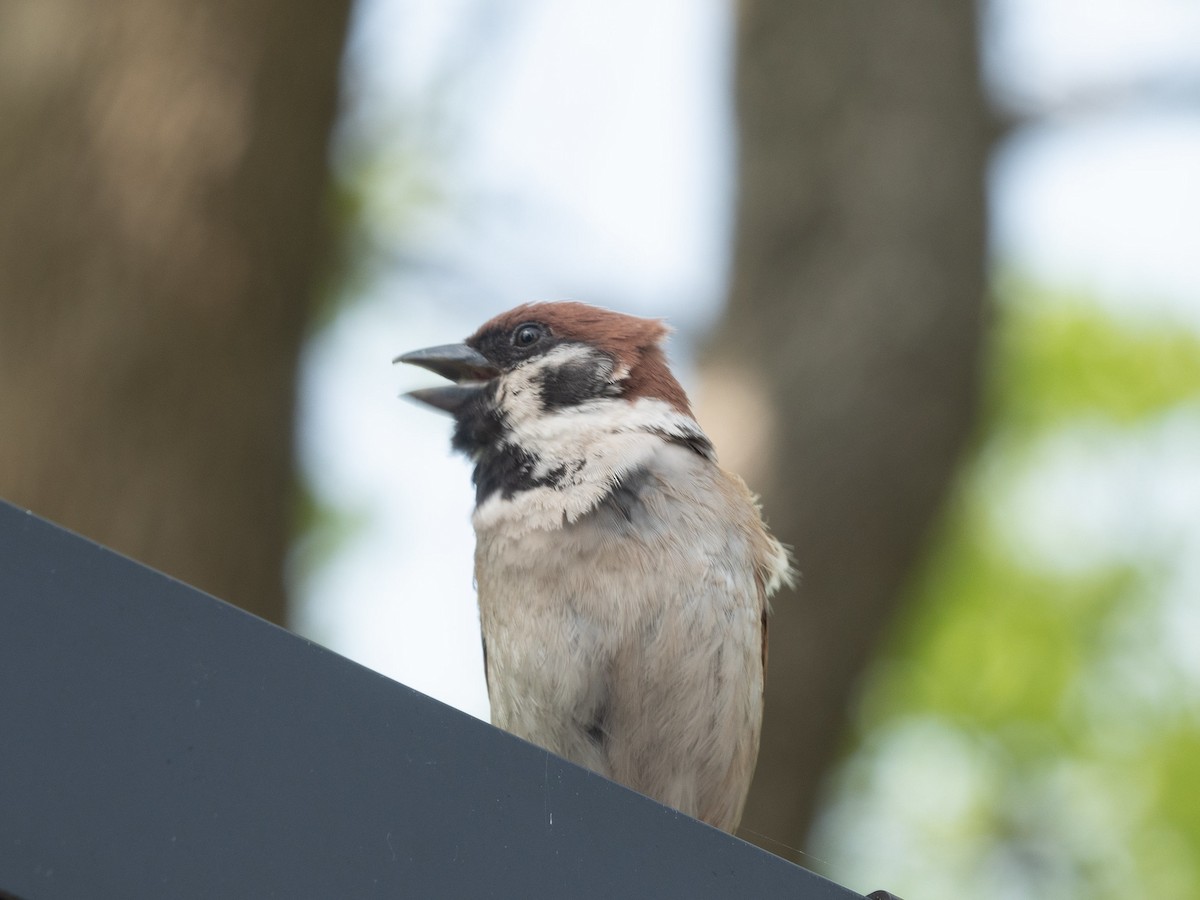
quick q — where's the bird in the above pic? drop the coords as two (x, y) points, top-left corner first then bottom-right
(396, 301), (792, 833)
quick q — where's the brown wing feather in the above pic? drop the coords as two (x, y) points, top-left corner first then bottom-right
(481, 634), (491, 700)
(725, 469), (793, 685)
(761, 605), (770, 676)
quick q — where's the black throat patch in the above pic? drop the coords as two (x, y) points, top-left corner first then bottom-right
(444, 384), (552, 505)
(472, 445), (567, 506)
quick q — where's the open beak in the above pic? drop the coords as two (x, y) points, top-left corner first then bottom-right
(393, 343), (498, 415)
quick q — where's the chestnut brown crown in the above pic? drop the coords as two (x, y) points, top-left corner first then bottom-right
(468, 301), (694, 417)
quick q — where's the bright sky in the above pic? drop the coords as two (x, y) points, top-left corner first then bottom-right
(294, 0), (1200, 729)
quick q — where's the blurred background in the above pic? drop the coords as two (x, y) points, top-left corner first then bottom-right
(2, 1), (1198, 897)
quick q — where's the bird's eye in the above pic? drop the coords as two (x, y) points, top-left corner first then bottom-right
(512, 323), (544, 348)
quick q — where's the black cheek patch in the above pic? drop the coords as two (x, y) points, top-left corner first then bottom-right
(535, 353), (617, 410)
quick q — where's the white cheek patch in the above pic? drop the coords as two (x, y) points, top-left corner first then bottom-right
(494, 375), (542, 430)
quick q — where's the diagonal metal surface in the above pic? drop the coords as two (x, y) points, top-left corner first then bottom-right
(0, 500), (865, 900)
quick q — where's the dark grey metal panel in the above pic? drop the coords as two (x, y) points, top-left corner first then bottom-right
(0, 500), (863, 900)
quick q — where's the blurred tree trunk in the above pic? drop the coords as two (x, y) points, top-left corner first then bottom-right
(702, 0), (992, 858)
(0, 1), (351, 624)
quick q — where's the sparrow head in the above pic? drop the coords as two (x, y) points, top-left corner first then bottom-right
(396, 301), (713, 509)
(396, 301), (692, 416)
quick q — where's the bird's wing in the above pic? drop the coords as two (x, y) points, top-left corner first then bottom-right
(724, 469), (795, 683)
(481, 633), (491, 700)
(760, 602), (770, 676)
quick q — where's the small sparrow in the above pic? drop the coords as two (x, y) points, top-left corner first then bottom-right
(397, 302), (792, 832)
